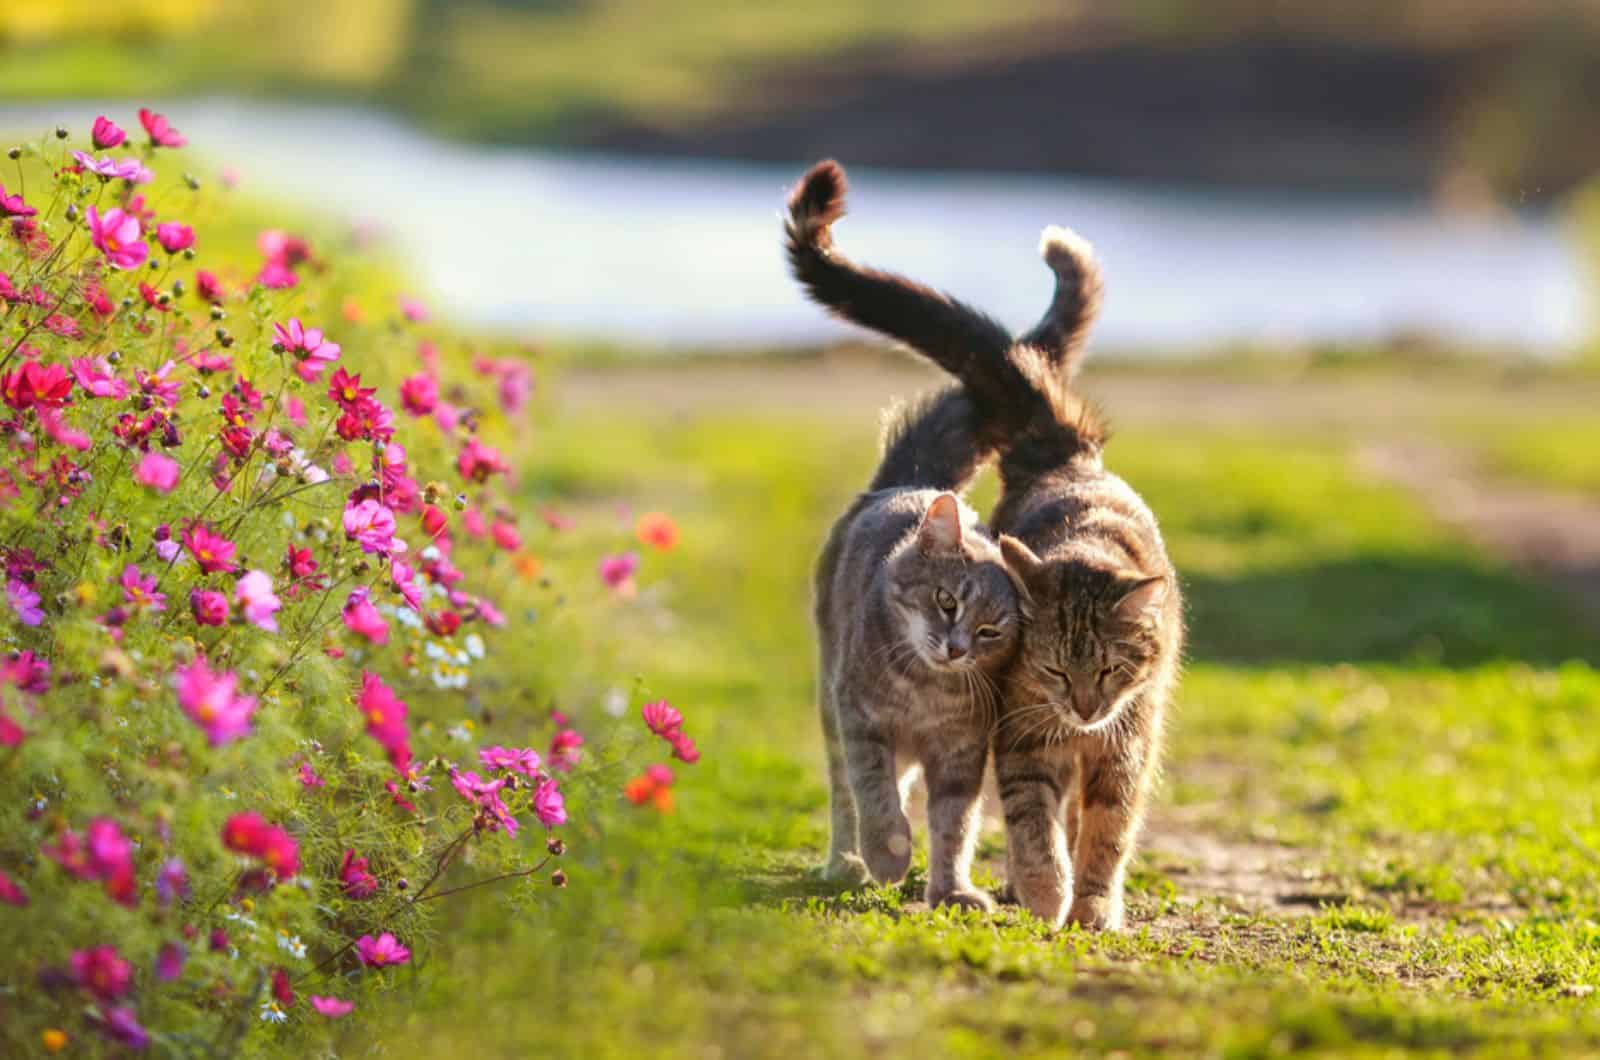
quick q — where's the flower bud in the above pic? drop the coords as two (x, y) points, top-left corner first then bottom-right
(210, 305), (225, 320)
(54, 126), (69, 140)
(65, 204), (78, 222)
(551, 869), (568, 888)
(6, 148), (19, 161)
(107, 349), (122, 364)
(184, 173), (200, 190)
(546, 837), (565, 856)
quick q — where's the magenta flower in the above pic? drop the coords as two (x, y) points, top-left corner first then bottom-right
(344, 498), (399, 555)
(450, 769), (519, 837)
(398, 295), (429, 322)
(642, 699), (683, 737)
(0, 867), (27, 906)
(298, 762), (325, 788)
(234, 570), (281, 632)
(189, 588), (229, 627)
(134, 451), (180, 493)
(7, 579), (42, 626)
(71, 357), (129, 400)
(399, 373), (438, 415)
(221, 812), (300, 878)
(310, 996), (355, 1018)
(0, 181), (36, 219)
(549, 728), (584, 773)
(273, 318), (341, 382)
(155, 941), (185, 982)
(139, 107), (186, 148)
(599, 551), (639, 591)
(339, 849), (378, 899)
(341, 587), (389, 644)
(119, 564), (167, 613)
(92, 115), (126, 149)
(479, 745), (541, 776)
(86, 206), (148, 270)
(355, 932), (411, 968)
(669, 730), (701, 764)
(176, 658), (257, 746)
(457, 437), (508, 483)
(156, 222), (195, 254)
(391, 557), (423, 610)
(533, 777), (568, 828)
(71, 945), (133, 1001)
(181, 522), (237, 573)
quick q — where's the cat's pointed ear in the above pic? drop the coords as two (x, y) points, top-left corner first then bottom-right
(1112, 574), (1167, 623)
(999, 534), (1042, 577)
(917, 493), (964, 554)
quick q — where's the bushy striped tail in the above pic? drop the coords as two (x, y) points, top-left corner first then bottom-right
(1019, 225), (1104, 380)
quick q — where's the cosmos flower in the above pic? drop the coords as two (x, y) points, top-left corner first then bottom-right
(176, 658), (257, 746)
(0, 868), (24, 906)
(139, 107), (186, 148)
(341, 588), (389, 644)
(221, 812), (299, 878)
(71, 357), (128, 400)
(532, 777), (567, 828)
(355, 932), (411, 968)
(91, 115), (126, 149)
(119, 564), (166, 613)
(70, 946), (133, 1001)
(598, 552), (639, 591)
(133, 451), (179, 493)
(156, 222), (195, 254)
(310, 996), (355, 1018)
(399, 373), (439, 415)
(189, 589), (229, 627)
(181, 523), (237, 573)
(343, 498), (399, 555)
(339, 849), (378, 899)
(641, 699), (683, 738)
(85, 206), (149, 270)
(636, 511), (680, 551)
(234, 570), (281, 632)
(273, 318), (340, 382)
(479, 745), (541, 776)
(7, 580), (42, 626)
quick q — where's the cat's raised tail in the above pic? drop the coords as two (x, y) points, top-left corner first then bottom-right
(784, 159), (1015, 421)
(1020, 225), (1104, 381)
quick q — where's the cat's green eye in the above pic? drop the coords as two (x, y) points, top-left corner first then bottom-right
(934, 588), (957, 613)
(976, 625), (1003, 640)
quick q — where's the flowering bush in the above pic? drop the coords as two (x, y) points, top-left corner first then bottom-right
(0, 112), (694, 1054)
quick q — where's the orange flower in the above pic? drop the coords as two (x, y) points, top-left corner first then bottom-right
(341, 296), (364, 324)
(515, 552), (544, 582)
(623, 775), (655, 806)
(636, 511), (679, 552)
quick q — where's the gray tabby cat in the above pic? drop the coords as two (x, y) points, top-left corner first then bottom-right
(788, 160), (1183, 932)
(789, 165), (1023, 910)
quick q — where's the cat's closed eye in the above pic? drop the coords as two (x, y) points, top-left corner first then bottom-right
(934, 587), (957, 614)
(976, 625), (1004, 640)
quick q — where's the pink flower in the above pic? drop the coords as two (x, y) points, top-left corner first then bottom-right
(139, 107), (186, 148)
(491, 521), (521, 551)
(273, 318), (340, 382)
(646, 763), (675, 786)
(0, 181), (35, 219)
(450, 769), (519, 837)
(668, 730), (701, 764)
(457, 438), (509, 483)
(156, 222), (195, 254)
(92, 115), (126, 150)
(181, 522), (237, 573)
(311, 996), (355, 1018)
(176, 658), (257, 746)
(358, 671), (412, 771)
(391, 557), (423, 610)
(221, 812), (299, 878)
(155, 942), (185, 982)
(4, 650), (50, 694)
(119, 564), (166, 613)
(96, 1007), (149, 1050)
(7, 580), (42, 626)
(549, 728), (584, 773)
(36, 406), (91, 451)
(134, 451), (180, 493)
(339, 849), (378, 899)
(341, 588), (389, 644)
(0, 868), (26, 906)
(73, 153), (152, 183)
(297, 762), (325, 788)
(71, 357), (128, 399)
(189, 588), (229, 626)
(343, 498), (399, 554)
(234, 570), (281, 632)
(479, 746), (541, 776)
(71, 946), (133, 1001)
(532, 777), (567, 828)
(599, 552), (639, 590)
(0, 711), (22, 748)
(641, 699), (683, 737)
(85, 206), (148, 270)
(399, 373), (438, 415)
(398, 295), (429, 322)
(355, 932), (411, 967)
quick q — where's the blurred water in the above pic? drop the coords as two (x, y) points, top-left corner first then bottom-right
(2, 99), (1587, 353)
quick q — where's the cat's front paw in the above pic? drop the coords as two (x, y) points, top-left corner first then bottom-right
(820, 852), (871, 886)
(859, 818), (913, 884)
(927, 884), (996, 913)
(1066, 894), (1123, 932)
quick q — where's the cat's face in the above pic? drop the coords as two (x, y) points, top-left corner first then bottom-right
(999, 539), (1167, 734)
(885, 495), (1021, 675)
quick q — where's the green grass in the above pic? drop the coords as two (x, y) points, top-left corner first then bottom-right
(1466, 418), (1600, 496)
(354, 389), (1600, 1058)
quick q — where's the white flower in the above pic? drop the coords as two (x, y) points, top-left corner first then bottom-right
(447, 723), (472, 742)
(259, 1001), (288, 1024)
(464, 633), (485, 659)
(277, 933), (307, 960)
(604, 687), (628, 718)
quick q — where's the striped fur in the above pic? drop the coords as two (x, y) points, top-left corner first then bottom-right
(788, 159), (1182, 932)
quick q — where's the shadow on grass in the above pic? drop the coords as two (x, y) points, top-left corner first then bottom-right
(1186, 553), (1597, 667)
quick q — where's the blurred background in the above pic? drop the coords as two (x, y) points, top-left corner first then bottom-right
(5, 0), (1600, 354)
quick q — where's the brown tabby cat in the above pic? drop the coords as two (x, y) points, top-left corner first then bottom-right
(790, 168), (1023, 910)
(787, 160), (1183, 932)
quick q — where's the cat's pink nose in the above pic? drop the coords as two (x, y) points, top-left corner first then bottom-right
(946, 643), (967, 661)
(1071, 699), (1097, 721)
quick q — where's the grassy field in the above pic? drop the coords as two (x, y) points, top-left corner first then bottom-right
(352, 362), (1600, 1058)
